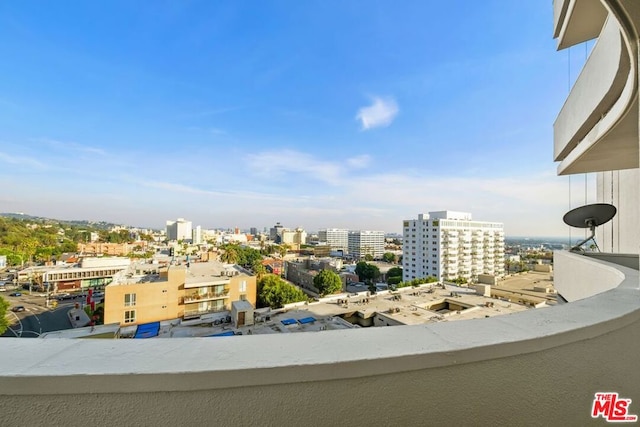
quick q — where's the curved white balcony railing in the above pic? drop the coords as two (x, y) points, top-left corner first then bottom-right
(555, 17), (629, 159)
(1, 251), (639, 425)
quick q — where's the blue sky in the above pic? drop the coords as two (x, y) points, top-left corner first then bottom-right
(0, 1), (596, 236)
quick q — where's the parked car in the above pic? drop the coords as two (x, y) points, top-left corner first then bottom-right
(56, 293), (74, 301)
(11, 306), (25, 312)
(0, 287), (6, 292)
(8, 292), (22, 297)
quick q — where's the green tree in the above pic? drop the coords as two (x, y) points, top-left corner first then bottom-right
(252, 260), (267, 278)
(313, 270), (343, 296)
(0, 296), (9, 335)
(387, 267), (403, 278)
(355, 262), (381, 284)
(382, 252), (396, 263)
(58, 239), (79, 253)
(219, 244), (263, 267)
(19, 237), (39, 265)
(257, 274), (307, 308)
(139, 233), (155, 242)
(453, 277), (468, 285)
(388, 276), (402, 285)
(220, 247), (239, 264)
(364, 253), (374, 261)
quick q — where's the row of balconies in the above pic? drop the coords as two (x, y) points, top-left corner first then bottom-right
(553, 0), (637, 174)
(183, 289), (230, 304)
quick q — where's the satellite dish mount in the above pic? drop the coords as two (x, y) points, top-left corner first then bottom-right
(562, 203), (616, 253)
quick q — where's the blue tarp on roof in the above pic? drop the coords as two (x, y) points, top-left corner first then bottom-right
(208, 331), (235, 337)
(134, 322), (160, 339)
(298, 317), (316, 324)
(280, 318), (297, 325)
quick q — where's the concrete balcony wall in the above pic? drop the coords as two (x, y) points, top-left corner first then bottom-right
(585, 252), (639, 270)
(1, 254), (639, 425)
(554, 17), (632, 163)
(554, 250), (633, 301)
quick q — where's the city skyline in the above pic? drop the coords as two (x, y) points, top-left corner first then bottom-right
(0, 1), (595, 237)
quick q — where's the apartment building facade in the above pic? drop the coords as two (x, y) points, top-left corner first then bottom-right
(347, 230), (385, 260)
(318, 228), (349, 253)
(402, 211), (505, 282)
(104, 261), (256, 326)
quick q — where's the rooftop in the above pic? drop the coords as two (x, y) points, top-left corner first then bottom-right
(298, 283), (537, 326)
(152, 312), (355, 338)
(107, 260), (253, 287)
(184, 261), (250, 284)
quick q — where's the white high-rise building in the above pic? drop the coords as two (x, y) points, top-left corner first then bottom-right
(318, 228), (349, 253)
(192, 226), (202, 245)
(402, 211), (505, 283)
(165, 218), (193, 242)
(281, 227), (307, 247)
(348, 230), (385, 260)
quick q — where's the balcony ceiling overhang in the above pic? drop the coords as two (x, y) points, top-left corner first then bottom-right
(555, 0), (608, 49)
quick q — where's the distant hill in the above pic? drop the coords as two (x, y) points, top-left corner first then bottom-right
(0, 212), (125, 230)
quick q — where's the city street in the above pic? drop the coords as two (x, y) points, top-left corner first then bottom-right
(2, 291), (77, 338)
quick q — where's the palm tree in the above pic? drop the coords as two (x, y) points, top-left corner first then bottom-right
(252, 261), (267, 278)
(220, 247), (239, 264)
(277, 244), (288, 259)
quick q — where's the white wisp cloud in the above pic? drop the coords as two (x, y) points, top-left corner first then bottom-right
(356, 96), (399, 130)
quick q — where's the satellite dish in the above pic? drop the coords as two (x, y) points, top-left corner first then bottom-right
(563, 203), (616, 252)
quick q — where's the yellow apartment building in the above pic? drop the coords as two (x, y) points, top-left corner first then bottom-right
(104, 261), (256, 326)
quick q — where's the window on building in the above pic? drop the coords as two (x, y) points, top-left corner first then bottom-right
(124, 293), (136, 307)
(240, 280), (247, 292)
(240, 294), (247, 301)
(124, 310), (136, 323)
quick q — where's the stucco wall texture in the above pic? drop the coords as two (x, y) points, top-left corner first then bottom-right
(2, 316), (639, 427)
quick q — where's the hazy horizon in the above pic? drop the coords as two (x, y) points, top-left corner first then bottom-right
(1, 211), (578, 240)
